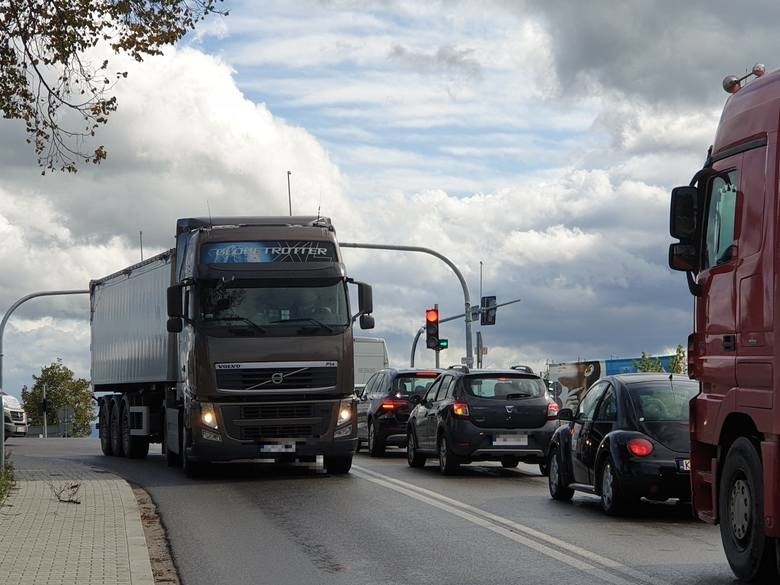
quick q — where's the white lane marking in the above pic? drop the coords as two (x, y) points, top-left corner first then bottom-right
(352, 465), (672, 585)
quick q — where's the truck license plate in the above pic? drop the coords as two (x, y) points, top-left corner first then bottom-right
(676, 458), (691, 472)
(259, 442), (296, 453)
(493, 434), (528, 446)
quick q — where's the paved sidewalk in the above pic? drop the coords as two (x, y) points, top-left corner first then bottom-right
(0, 455), (154, 585)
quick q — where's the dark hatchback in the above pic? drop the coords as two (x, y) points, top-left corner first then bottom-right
(547, 373), (698, 514)
(355, 368), (441, 456)
(406, 368), (560, 475)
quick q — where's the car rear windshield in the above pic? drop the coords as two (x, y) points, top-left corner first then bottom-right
(392, 374), (438, 395)
(628, 380), (699, 421)
(463, 376), (547, 399)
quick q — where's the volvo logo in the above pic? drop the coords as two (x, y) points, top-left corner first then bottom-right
(271, 372), (284, 384)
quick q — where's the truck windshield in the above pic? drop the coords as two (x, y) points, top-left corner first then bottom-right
(198, 282), (349, 336)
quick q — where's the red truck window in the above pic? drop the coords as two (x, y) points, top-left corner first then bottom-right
(702, 171), (738, 269)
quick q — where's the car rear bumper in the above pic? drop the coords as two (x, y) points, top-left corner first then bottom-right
(619, 458), (692, 500)
(446, 419), (558, 463)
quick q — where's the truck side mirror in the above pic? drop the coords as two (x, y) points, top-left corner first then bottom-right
(668, 243), (699, 272)
(167, 285), (183, 318)
(167, 317), (183, 333)
(670, 185), (698, 240)
(359, 314), (375, 330)
(358, 282), (373, 314)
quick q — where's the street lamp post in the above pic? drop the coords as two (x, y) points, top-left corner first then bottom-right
(287, 171), (292, 216)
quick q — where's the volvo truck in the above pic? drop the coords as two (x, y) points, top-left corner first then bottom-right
(92, 216), (374, 476)
(668, 64), (780, 581)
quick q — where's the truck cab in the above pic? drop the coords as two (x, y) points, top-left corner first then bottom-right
(669, 66), (780, 581)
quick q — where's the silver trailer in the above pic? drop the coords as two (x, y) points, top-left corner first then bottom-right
(91, 217), (375, 475)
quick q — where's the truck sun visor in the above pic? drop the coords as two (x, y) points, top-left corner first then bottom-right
(202, 241), (338, 264)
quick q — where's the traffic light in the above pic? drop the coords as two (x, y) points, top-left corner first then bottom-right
(481, 295), (497, 326)
(425, 308), (439, 349)
(438, 339), (449, 350)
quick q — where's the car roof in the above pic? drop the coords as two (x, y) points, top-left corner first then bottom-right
(448, 368), (542, 379)
(608, 373), (696, 386)
(384, 368), (443, 376)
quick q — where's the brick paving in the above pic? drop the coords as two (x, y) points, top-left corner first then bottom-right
(0, 458), (154, 585)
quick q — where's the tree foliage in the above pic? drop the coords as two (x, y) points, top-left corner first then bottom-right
(633, 352), (664, 373)
(667, 344), (686, 374)
(0, 0), (224, 173)
(21, 359), (94, 437)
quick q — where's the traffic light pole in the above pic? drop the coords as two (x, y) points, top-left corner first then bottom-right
(341, 242), (474, 367)
(434, 303), (440, 368)
(0, 289), (88, 469)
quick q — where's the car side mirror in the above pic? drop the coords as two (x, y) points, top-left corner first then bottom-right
(409, 394), (422, 406)
(167, 317), (183, 333)
(359, 314), (375, 330)
(357, 282), (373, 314)
(557, 408), (574, 421)
(668, 243), (699, 272)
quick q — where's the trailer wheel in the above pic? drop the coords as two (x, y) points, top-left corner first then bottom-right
(719, 437), (777, 582)
(121, 401), (149, 459)
(99, 400), (113, 456)
(109, 398), (124, 457)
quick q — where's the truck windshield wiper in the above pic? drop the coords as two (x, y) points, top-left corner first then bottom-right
(203, 316), (267, 334)
(270, 318), (334, 333)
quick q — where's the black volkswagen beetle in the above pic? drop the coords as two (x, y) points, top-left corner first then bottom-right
(547, 373), (698, 514)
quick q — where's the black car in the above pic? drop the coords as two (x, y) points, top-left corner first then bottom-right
(355, 368), (441, 456)
(547, 373), (699, 514)
(406, 367), (560, 475)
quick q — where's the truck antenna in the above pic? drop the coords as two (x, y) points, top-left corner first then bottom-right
(206, 200), (213, 229)
(139, 230), (144, 261)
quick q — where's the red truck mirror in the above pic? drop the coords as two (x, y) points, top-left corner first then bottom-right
(670, 185), (699, 240)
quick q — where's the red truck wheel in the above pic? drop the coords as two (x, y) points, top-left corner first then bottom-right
(719, 437), (777, 581)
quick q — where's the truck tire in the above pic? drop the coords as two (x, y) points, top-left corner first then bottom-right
(99, 399), (113, 456)
(719, 437), (777, 582)
(121, 401), (149, 459)
(324, 455), (352, 474)
(109, 398), (124, 457)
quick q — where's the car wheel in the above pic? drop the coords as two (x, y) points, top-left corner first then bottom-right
(600, 461), (629, 515)
(500, 456), (519, 469)
(99, 399), (112, 456)
(324, 455), (353, 475)
(438, 434), (460, 475)
(407, 429), (426, 468)
(719, 437), (777, 582)
(367, 420), (385, 457)
(548, 447), (574, 502)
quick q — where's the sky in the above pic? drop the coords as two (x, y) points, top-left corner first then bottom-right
(0, 0), (773, 399)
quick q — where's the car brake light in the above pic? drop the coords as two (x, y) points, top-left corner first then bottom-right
(452, 402), (470, 418)
(380, 399), (407, 411)
(546, 402), (560, 420)
(627, 438), (654, 457)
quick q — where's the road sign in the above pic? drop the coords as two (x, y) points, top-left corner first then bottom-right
(481, 295), (497, 326)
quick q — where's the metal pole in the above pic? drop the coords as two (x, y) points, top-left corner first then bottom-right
(476, 331), (483, 369)
(287, 171), (292, 216)
(42, 383), (47, 439)
(139, 231), (144, 261)
(342, 242), (474, 367)
(1, 394), (4, 471)
(0, 289), (90, 391)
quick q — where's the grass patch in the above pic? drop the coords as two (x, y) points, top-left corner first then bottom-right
(0, 461), (14, 504)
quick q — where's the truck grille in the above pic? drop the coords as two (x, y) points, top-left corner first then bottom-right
(240, 404), (314, 419)
(216, 367), (337, 391)
(240, 425), (314, 440)
(9, 411), (23, 422)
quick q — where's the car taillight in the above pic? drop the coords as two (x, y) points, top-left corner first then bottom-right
(380, 400), (407, 411)
(452, 402), (470, 418)
(627, 438), (654, 457)
(546, 402), (560, 420)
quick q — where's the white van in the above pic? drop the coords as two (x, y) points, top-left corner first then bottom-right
(354, 337), (389, 391)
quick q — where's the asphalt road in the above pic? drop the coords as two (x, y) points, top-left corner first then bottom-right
(8, 438), (735, 585)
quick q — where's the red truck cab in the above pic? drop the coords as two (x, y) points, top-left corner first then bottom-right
(669, 65), (780, 582)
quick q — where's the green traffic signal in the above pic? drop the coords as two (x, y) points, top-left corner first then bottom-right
(438, 339), (449, 350)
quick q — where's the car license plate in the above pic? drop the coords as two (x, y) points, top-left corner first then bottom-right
(493, 433), (528, 446)
(676, 458), (691, 472)
(259, 442), (296, 454)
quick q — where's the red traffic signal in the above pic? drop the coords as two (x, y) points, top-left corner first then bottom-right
(425, 308), (439, 349)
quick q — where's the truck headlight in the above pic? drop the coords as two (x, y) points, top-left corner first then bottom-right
(200, 403), (218, 430)
(337, 399), (354, 426)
